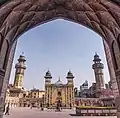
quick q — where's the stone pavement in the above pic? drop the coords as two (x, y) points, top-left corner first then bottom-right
(3, 107), (117, 118)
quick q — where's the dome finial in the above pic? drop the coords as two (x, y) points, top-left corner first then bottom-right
(47, 68), (50, 72)
(69, 68), (71, 72)
(58, 76), (60, 81)
(55, 76), (63, 85)
(95, 52), (97, 55)
(22, 52), (24, 55)
(33, 86), (35, 89)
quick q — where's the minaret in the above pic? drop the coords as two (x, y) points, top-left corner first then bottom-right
(66, 70), (74, 85)
(92, 53), (104, 91)
(13, 54), (26, 89)
(66, 70), (74, 107)
(44, 70), (52, 106)
(44, 70), (52, 85)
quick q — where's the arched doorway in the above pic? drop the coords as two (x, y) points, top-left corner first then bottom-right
(0, 0), (120, 117)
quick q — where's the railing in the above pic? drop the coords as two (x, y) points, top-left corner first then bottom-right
(76, 107), (117, 116)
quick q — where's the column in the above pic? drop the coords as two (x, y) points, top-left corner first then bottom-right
(0, 41), (17, 118)
(110, 39), (120, 118)
(0, 69), (5, 118)
(115, 71), (120, 118)
(103, 40), (119, 96)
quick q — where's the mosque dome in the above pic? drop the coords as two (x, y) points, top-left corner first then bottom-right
(44, 70), (52, 79)
(54, 77), (63, 86)
(66, 70), (74, 79)
(18, 55), (26, 62)
(93, 52), (101, 62)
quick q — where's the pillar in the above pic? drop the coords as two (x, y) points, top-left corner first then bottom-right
(103, 40), (119, 96)
(0, 41), (17, 118)
(0, 69), (5, 118)
(110, 39), (120, 118)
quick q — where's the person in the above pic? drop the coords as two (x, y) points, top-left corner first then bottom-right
(5, 104), (10, 115)
(30, 105), (32, 109)
(40, 103), (43, 111)
(3, 104), (6, 113)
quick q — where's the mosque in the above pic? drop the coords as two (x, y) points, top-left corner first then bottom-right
(44, 70), (74, 108)
(5, 53), (115, 108)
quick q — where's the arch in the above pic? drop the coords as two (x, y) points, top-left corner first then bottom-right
(58, 91), (61, 96)
(0, 0), (119, 47)
(0, 0), (119, 117)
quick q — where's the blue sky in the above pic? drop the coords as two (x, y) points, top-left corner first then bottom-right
(9, 19), (110, 90)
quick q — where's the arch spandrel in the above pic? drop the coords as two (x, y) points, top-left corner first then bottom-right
(0, 0), (119, 46)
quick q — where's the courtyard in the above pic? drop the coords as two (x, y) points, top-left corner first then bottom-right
(3, 107), (117, 118)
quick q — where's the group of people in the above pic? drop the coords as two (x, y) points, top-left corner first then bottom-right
(3, 103), (10, 115)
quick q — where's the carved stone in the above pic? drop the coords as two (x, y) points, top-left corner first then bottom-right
(0, 0), (119, 44)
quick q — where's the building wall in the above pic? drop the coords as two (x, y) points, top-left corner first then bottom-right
(6, 96), (19, 108)
(30, 90), (45, 98)
(5, 87), (45, 108)
(75, 98), (100, 106)
(45, 85), (74, 107)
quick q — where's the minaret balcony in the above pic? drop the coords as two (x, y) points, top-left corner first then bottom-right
(92, 63), (104, 69)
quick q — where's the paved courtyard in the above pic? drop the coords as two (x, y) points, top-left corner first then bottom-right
(3, 107), (117, 118)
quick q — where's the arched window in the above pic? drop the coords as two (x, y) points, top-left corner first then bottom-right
(58, 91), (61, 96)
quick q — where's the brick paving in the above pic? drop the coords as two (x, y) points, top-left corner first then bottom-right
(3, 107), (117, 118)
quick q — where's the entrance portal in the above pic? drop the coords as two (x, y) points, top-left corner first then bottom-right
(0, 0), (120, 118)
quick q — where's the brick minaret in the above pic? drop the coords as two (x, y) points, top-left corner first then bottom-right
(92, 53), (105, 92)
(14, 54), (26, 89)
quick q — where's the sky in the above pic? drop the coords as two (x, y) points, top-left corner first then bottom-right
(9, 19), (110, 90)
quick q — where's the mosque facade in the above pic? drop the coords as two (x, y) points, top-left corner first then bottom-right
(44, 70), (74, 108)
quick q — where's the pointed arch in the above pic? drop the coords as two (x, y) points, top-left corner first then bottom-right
(0, 0), (120, 117)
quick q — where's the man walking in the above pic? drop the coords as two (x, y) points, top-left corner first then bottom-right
(3, 104), (6, 113)
(5, 104), (10, 115)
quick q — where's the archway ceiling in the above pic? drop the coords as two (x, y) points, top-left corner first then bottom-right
(0, 0), (120, 47)
(0, 0), (120, 5)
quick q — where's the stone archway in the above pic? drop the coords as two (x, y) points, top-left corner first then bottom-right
(0, 0), (120, 117)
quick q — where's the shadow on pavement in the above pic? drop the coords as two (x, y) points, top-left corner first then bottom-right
(69, 114), (80, 116)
